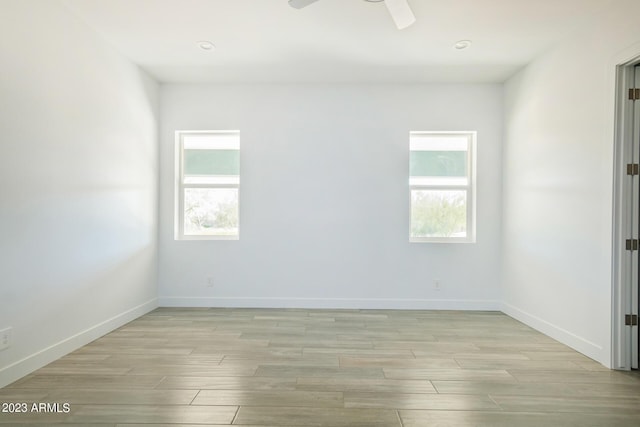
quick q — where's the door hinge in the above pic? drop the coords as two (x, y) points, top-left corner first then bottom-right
(629, 88), (640, 100)
(625, 239), (638, 250)
(627, 163), (639, 175)
(625, 314), (638, 326)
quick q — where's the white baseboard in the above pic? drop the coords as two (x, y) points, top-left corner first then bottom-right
(501, 302), (604, 363)
(0, 298), (158, 388)
(158, 296), (501, 311)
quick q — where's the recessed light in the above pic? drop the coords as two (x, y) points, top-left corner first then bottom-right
(454, 40), (472, 50)
(197, 40), (215, 51)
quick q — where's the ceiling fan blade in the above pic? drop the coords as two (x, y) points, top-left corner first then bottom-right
(288, 0), (321, 9)
(384, 0), (416, 29)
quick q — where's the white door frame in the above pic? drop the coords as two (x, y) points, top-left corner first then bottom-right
(612, 59), (640, 370)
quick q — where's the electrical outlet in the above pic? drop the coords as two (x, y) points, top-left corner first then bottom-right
(206, 276), (214, 288)
(434, 279), (441, 291)
(0, 327), (12, 351)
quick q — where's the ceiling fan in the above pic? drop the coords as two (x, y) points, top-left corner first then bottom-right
(288, 0), (416, 30)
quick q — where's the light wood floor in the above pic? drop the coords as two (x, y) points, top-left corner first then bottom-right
(1, 308), (640, 426)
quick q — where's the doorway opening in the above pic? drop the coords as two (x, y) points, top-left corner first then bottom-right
(612, 60), (640, 370)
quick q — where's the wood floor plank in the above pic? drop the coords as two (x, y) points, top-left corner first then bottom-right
(0, 388), (50, 401)
(339, 356), (458, 369)
(432, 380), (640, 398)
(212, 347), (303, 358)
(296, 377), (437, 393)
(254, 365), (385, 379)
(7, 374), (164, 389)
(155, 375), (298, 390)
(128, 364), (256, 377)
(302, 348), (415, 358)
(520, 351), (595, 361)
(383, 368), (516, 381)
(64, 405), (238, 424)
(35, 363), (132, 376)
(44, 389), (199, 405)
(219, 357), (340, 367)
(491, 394), (640, 414)
(446, 352), (530, 360)
(192, 389), (343, 407)
(508, 369), (640, 384)
(233, 406), (401, 426)
(454, 359), (584, 370)
(116, 425), (293, 427)
(344, 392), (500, 410)
(74, 345), (194, 355)
(103, 353), (225, 366)
(572, 360), (612, 372)
(409, 343), (482, 354)
(399, 410), (640, 427)
(268, 339), (374, 349)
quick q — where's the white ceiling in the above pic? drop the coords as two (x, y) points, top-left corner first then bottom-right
(62, 0), (612, 84)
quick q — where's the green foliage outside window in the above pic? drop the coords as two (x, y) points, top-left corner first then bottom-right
(184, 189), (238, 236)
(411, 191), (466, 237)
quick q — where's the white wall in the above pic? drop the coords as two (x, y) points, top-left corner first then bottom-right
(502, 0), (640, 367)
(159, 84), (502, 309)
(0, 0), (159, 387)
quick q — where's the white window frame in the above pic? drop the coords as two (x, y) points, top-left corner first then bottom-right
(175, 130), (240, 241)
(409, 131), (476, 243)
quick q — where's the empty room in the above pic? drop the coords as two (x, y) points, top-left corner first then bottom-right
(1, 0), (640, 425)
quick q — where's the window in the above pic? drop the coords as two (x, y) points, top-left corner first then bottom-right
(409, 131), (476, 243)
(175, 131), (240, 240)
